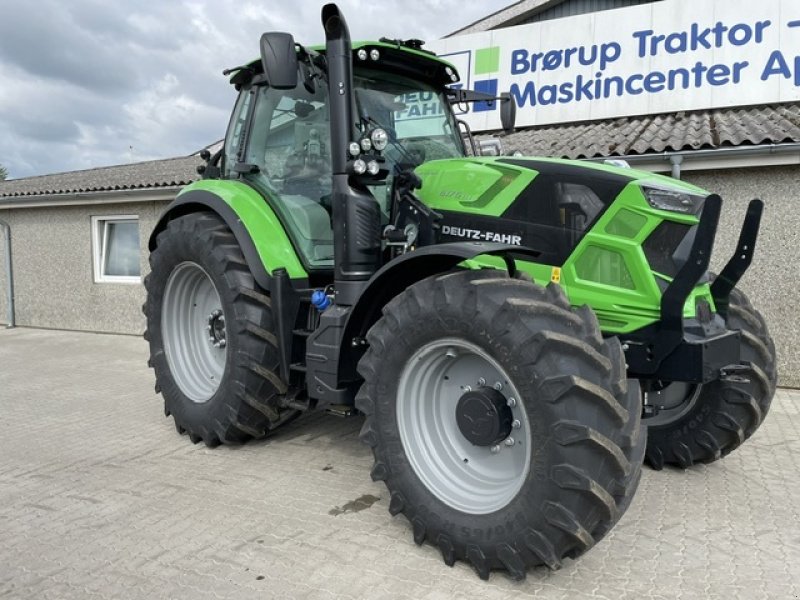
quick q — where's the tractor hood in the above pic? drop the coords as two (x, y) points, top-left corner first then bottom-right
(414, 155), (717, 336)
(415, 156), (706, 220)
(415, 156), (709, 253)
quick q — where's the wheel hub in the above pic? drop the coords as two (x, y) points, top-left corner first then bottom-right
(206, 309), (227, 348)
(161, 261), (227, 403)
(456, 386), (513, 446)
(396, 338), (531, 514)
(644, 381), (703, 426)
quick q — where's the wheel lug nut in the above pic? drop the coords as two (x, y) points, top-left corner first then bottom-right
(507, 397), (516, 408)
(504, 437), (515, 446)
(490, 445), (500, 454)
(494, 382), (503, 391)
(512, 419), (521, 429)
(478, 377), (486, 386)
(218, 339), (226, 348)
(463, 385), (472, 392)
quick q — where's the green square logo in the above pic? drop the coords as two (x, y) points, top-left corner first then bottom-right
(474, 46), (500, 75)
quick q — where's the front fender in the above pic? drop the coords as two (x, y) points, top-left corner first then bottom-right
(337, 242), (540, 382)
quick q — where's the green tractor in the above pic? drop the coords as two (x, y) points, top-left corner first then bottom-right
(143, 4), (776, 580)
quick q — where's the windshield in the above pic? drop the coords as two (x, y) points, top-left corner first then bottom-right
(353, 69), (464, 175)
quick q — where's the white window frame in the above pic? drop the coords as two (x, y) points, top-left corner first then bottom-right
(91, 215), (141, 284)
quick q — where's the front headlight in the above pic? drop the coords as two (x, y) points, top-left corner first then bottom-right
(642, 186), (703, 214)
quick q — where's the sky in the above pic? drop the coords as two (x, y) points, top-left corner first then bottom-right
(0, 0), (514, 180)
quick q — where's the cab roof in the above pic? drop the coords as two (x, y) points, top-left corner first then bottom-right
(236, 39), (459, 89)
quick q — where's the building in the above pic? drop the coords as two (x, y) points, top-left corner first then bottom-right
(0, 156), (201, 334)
(1, 0), (797, 385)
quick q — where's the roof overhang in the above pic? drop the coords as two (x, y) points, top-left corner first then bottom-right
(0, 187), (180, 210)
(584, 143), (800, 174)
(490, 103), (800, 171)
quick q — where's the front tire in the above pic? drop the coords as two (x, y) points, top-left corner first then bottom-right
(144, 212), (298, 446)
(644, 284), (777, 469)
(356, 270), (645, 580)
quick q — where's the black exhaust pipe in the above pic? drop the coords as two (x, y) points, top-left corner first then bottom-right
(322, 4), (382, 305)
(321, 4), (352, 176)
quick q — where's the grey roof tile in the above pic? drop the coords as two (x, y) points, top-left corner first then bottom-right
(497, 103), (800, 159)
(0, 155), (203, 198)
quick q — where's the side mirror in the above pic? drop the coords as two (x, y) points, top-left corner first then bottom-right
(260, 32), (298, 89)
(500, 92), (516, 133)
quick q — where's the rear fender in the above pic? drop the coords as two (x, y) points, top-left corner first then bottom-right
(149, 180), (308, 290)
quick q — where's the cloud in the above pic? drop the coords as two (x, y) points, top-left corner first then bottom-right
(0, 1), (141, 93)
(0, 0), (512, 179)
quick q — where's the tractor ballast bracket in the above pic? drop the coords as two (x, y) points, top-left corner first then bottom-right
(623, 194), (764, 383)
(624, 194), (724, 379)
(710, 198), (764, 319)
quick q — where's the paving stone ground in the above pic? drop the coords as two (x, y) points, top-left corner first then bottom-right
(1, 327), (799, 599)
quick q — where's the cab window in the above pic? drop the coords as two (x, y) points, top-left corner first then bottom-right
(222, 88), (255, 177)
(244, 82), (335, 269)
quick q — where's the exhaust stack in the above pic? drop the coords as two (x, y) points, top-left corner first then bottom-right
(322, 4), (382, 305)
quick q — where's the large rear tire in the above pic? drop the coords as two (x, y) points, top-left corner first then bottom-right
(144, 212), (298, 446)
(644, 284), (776, 469)
(356, 270), (645, 580)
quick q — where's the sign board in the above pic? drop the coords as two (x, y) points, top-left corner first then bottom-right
(426, 0), (800, 131)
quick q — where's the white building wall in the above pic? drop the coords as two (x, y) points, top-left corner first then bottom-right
(685, 165), (798, 387)
(0, 201), (167, 334)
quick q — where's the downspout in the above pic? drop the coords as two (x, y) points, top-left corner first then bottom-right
(0, 219), (14, 328)
(670, 154), (683, 180)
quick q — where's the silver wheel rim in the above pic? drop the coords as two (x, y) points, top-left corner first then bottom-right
(396, 338), (531, 515)
(162, 262), (227, 403)
(646, 382), (703, 426)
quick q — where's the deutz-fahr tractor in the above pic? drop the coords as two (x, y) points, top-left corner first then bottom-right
(144, 4), (776, 580)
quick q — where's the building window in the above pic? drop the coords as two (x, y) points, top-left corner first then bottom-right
(91, 215), (141, 283)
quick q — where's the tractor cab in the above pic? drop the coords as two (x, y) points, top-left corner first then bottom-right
(217, 39), (471, 272)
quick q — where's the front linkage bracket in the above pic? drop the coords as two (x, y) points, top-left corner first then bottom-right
(624, 194), (722, 378)
(710, 198), (764, 319)
(658, 194), (722, 346)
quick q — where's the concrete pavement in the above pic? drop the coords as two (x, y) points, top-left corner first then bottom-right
(1, 327), (799, 599)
